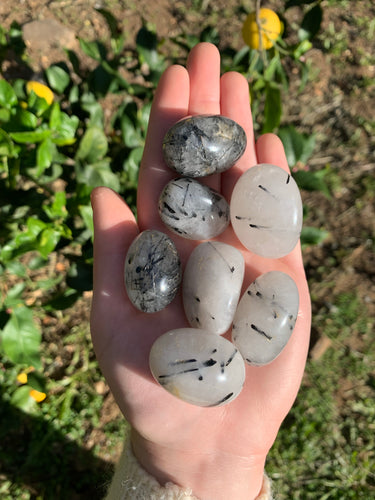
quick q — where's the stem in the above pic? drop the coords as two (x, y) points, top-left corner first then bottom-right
(255, 0), (267, 65)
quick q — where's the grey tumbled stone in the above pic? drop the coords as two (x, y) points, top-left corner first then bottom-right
(158, 177), (229, 240)
(162, 115), (247, 177)
(124, 230), (181, 313)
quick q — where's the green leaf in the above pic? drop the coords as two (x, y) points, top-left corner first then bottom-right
(43, 191), (67, 220)
(10, 129), (51, 144)
(75, 160), (120, 191)
(0, 80), (18, 108)
(298, 4), (323, 41)
(79, 38), (107, 61)
(278, 125), (315, 167)
(36, 137), (56, 174)
(262, 85), (282, 133)
(0, 129), (16, 157)
(79, 204), (94, 235)
(301, 226), (329, 246)
(45, 65), (70, 94)
(293, 170), (331, 198)
(1, 306), (42, 369)
(96, 8), (121, 40)
(121, 114), (143, 148)
(123, 146), (143, 185)
(11, 108), (38, 130)
(10, 386), (37, 413)
(51, 112), (79, 145)
(37, 227), (61, 258)
(76, 126), (108, 163)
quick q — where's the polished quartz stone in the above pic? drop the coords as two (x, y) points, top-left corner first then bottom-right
(149, 328), (245, 407)
(124, 230), (181, 313)
(162, 115), (247, 177)
(183, 242), (244, 334)
(232, 271), (299, 366)
(230, 164), (303, 258)
(158, 177), (230, 240)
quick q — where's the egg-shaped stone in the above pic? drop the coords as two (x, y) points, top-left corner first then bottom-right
(149, 328), (245, 407)
(232, 271), (299, 366)
(124, 230), (181, 313)
(158, 177), (229, 240)
(230, 164), (303, 258)
(162, 115), (247, 177)
(183, 242), (244, 334)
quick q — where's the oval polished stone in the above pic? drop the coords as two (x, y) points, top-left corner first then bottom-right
(162, 115), (247, 177)
(149, 328), (245, 407)
(230, 164), (303, 258)
(232, 271), (299, 366)
(124, 230), (181, 313)
(158, 177), (230, 240)
(183, 242), (245, 334)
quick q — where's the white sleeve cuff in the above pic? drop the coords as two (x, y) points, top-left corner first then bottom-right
(105, 439), (273, 500)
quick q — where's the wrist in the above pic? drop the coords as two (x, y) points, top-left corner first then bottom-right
(131, 428), (267, 500)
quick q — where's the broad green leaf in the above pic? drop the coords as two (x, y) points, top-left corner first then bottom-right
(262, 85), (282, 133)
(79, 38), (107, 61)
(36, 137), (56, 174)
(293, 170), (331, 198)
(4, 283), (26, 308)
(0, 129), (16, 157)
(12, 108), (38, 130)
(52, 112), (79, 145)
(298, 4), (323, 41)
(76, 126), (108, 163)
(49, 102), (62, 129)
(10, 129), (51, 144)
(10, 386), (37, 413)
(123, 146), (143, 185)
(45, 65), (70, 94)
(278, 125), (315, 167)
(1, 306), (42, 368)
(0, 80), (18, 108)
(79, 204), (94, 235)
(75, 160), (120, 191)
(43, 191), (67, 220)
(121, 114), (143, 148)
(37, 227), (61, 258)
(301, 226), (329, 246)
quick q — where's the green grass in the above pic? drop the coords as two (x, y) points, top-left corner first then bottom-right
(267, 291), (375, 499)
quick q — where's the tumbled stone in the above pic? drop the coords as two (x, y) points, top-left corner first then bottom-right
(183, 242), (244, 334)
(149, 328), (245, 407)
(162, 115), (247, 177)
(124, 230), (181, 313)
(232, 271), (299, 366)
(158, 177), (229, 240)
(230, 164), (303, 258)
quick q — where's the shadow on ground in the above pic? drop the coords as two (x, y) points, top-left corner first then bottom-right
(0, 397), (114, 500)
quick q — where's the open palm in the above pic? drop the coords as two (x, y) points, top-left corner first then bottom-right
(90, 43), (311, 499)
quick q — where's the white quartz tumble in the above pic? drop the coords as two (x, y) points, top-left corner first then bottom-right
(230, 164), (303, 258)
(149, 328), (246, 407)
(232, 271), (299, 366)
(183, 242), (244, 334)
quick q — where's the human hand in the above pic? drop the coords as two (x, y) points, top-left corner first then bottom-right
(90, 42), (311, 500)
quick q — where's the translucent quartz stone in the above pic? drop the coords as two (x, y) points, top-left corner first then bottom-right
(162, 115), (247, 177)
(158, 177), (229, 240)
(232, 271), (299, 366)
(124, 230), (181, 313)
(149, 328), (245, 407)
(230, 164), (303, 258)
(183, 242), (244, 334)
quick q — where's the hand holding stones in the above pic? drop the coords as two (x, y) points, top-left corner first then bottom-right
(124, 114), (302, 407)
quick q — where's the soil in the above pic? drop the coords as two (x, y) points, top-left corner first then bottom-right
(1, 0), (375, 496)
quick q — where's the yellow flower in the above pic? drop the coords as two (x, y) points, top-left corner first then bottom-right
(29, 389), (47, 403)
(242, 8), (281, 50)
(17, 372), (28, 384)
(26, 81), (54, 106)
